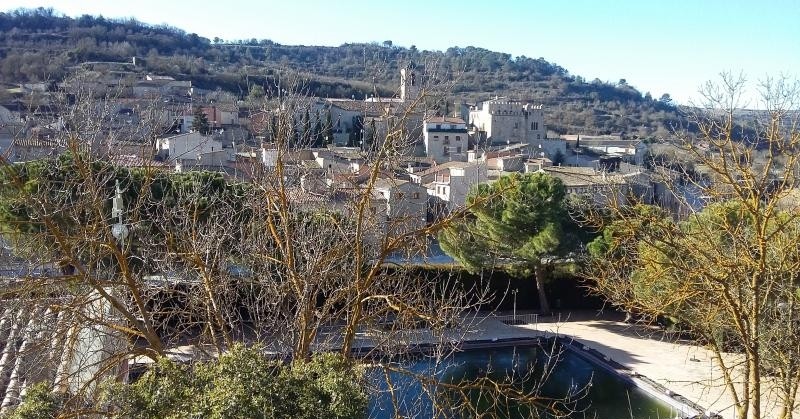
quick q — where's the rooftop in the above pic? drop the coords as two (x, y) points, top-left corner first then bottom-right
(425, 116), (465, 124)
(541, 166), (629, 187)
(325, 99), (393, 117)
(372, 177), (410, 190)
(411, 161), (477, 177)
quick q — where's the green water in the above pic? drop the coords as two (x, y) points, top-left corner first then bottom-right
(370, 343), (679, 418)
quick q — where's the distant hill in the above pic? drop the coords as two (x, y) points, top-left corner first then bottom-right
(0, 7), (682, 138)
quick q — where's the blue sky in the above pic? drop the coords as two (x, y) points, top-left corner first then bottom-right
(3, 0), (798, 106)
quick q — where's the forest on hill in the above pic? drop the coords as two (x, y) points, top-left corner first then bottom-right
(0, 7), (681, 137)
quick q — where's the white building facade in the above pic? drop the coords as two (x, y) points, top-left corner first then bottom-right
(157, 132), (227, 162)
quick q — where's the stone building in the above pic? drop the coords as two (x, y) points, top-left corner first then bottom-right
(372, 178), (428, 235)
(469, 97), (547, 147)
(399, 63), (420, 103)
(409, 161), (488, 215)
(423, 116), (468, 163)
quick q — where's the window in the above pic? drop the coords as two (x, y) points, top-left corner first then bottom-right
(537, 134), (541, 139)
(444, 136), (450, 145)
(456, 136), (461, 141)
(433, 135), (439, 139)
(514, 122), (519, 129)
(532, 122), (539, 130)
(397, 192), (404, 200)
(456, 146), (462, 154)
(412, 192), (420, 199)
(443, 146), (449, 156)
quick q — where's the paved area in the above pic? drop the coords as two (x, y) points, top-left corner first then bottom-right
(522, 311), (733, 418)
(498, 309), (797, 419)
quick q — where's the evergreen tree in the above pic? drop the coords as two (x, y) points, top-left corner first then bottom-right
(363, 119), (376, 150)
(301, 109), (311, 144)
(313, 110), (323, 147)
(440, 172), (580, 313)
(324, 109), (334, 146)
(191, 107), (210, 135)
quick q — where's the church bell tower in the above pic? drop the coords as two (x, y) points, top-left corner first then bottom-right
(400, 62), (419, 102)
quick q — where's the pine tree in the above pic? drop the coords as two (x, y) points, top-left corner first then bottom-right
(440, 172), (580, 313)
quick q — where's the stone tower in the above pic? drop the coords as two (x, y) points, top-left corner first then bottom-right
(400, 62), (419, 102)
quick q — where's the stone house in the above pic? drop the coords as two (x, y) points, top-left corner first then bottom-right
(371, 178), (428, 235)
(423, 116), (468, 163)
(409, 161), (488, 215)
(540, 165), (652, 207)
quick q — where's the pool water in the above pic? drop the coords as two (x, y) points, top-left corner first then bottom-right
(370, 342), (678, 418)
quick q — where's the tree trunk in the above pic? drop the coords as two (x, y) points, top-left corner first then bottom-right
(748, 347), (761, 419)
(534, 265), (550, 314)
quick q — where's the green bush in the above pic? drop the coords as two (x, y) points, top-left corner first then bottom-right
(104, 345), (368, 419)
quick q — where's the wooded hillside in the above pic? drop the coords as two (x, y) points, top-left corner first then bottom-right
(0, 7), (681, 137)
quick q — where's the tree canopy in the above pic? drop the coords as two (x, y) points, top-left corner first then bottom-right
(0, 153), (249, 268)
(440, 172), (581, 313)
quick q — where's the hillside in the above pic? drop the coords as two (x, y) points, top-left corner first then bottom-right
(0, 7), (682, 138)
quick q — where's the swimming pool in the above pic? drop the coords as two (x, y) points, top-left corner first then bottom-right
(369, 339), (687, 418)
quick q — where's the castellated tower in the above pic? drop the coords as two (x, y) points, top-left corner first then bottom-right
(400, 63), (419, 102)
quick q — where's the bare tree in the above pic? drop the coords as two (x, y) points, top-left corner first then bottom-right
(584, 74), (800, 419)
(0, 66), (579, 418)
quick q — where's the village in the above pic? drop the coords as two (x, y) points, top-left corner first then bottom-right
(1, 1), (799, 414)
(2, 54), (798, 418)
(0, 62), (692, 234)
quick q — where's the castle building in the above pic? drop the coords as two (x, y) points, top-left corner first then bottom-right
(469, 98), (547, 147)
